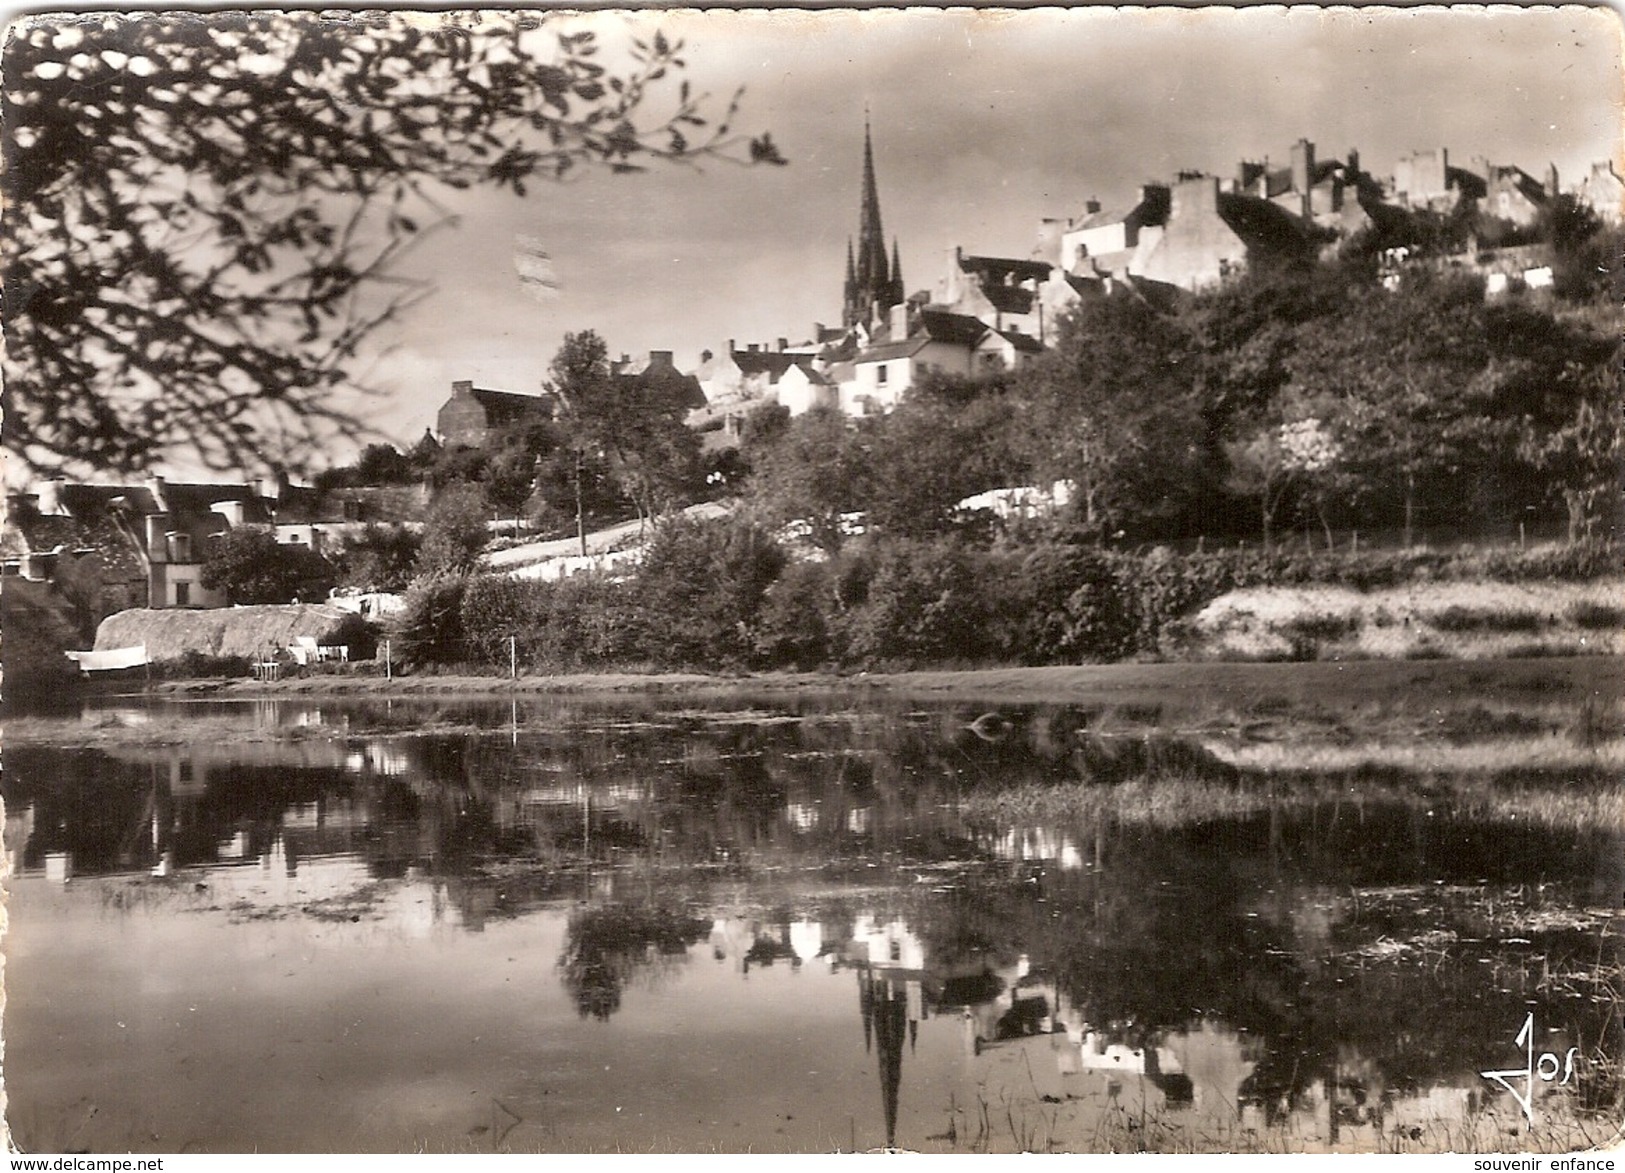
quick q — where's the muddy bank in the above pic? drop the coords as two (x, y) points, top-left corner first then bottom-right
(151, 655), (1623, 707)
(8, 656), (1618, 751)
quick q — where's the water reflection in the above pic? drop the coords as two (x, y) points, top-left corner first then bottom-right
(4, 697), (1620, 1153)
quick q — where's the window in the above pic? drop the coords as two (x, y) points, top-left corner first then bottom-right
(174, 581), (190, 606)
(876, 364), (888, 385)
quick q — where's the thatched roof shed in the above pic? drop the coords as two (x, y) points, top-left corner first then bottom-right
(95, 605), (367, 663)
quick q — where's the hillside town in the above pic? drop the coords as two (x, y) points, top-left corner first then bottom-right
(5, 124), (1621, 678)
(6, 12), (1623, 1161)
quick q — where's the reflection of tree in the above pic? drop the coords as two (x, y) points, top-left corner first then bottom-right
(557, 903), (707, 1022)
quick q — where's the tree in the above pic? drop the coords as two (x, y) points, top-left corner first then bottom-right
(1011, 294), (1214, 541)
(5, 11), (778, 477)
(545, 330), (700, 545)
(1283, 274), (1492, 544)
(1225, 414), (1340, 550)
(414, 483), (490, 575)
(200, 526), (334, 604)
(332, 523), (421, 592)
(743, 406), (871, 554)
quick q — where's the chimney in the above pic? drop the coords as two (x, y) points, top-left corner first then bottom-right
(747, 343), (759, 353)
(255, 470), (286, 505)
(1291, 138), (1314, 194)
(890, 300), (911, 340)
(700, 349), (714, 364)
(776, 337), (788, 352)
(727, 339), (737, 355)
(452, 379), (473, 396)
(212, 500), (245, 527)
(34, 477), (65, 517)
(1085, 198), (1101, 215)
(1545, 163), (1559, 199)
(649, 350), (673, 367)
(145, 514), (169, 562)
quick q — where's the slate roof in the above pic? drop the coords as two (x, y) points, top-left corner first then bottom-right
(733, 350), (807, 381)
(919, 309), (993, 346)
(957, 254), (1053, 282)
(981, 283), (1035, 315)
(468, 387), (555, 425)
(1071, 204), (1140, 231)
(995, 329), (1046, 355)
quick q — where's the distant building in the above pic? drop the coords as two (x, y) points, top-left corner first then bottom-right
(933, 248), (1055, 341)
(1474, 156), (1551, 227)
(609, 349), (707, 415)
(837, 306), (1036, 415)
(436, 381), (554, 449)
(1576, 159), (1624, 223)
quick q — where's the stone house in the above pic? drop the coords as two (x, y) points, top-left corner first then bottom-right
(8, 476), (281, 611)
(435, 381), (555, 449)
(837, 307), (1033, 416)
(1576, 160), (1624, 223)
(933, 248), (1055, 342)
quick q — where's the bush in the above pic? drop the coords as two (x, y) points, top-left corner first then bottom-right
(841, 538), (996, 668)
(1428, 606), (1544, 634)
(390, 574), (469, 667)
(1567, 600), (1625, 630)
(754, 560), (838, 670)
(634, 516), (787, 668)
(992, 543), (1138, 663)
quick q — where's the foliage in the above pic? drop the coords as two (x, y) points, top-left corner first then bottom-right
(752, 560), (838, 669)
(1010, 293), (1216, 540)
(840, 538), (993, 668)
(5, 11), (775, 477)
(390, 572), (469, 667)
(414, 483), (490, 575)
(546, 330), (701, 531)
(199, 525), (335, 604)
(633, 515), (786, 667)
(332, 523), (421, 591)
(744, 406), (871, 553)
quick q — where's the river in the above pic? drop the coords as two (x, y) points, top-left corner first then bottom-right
(4, 691), (1620, 1153)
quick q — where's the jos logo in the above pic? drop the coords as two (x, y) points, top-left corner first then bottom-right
(1480, 1012), (1581, 1125)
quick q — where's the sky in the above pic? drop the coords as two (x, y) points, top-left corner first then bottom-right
(346, 5), (1621, 454)
(26, 4), (1622, 472)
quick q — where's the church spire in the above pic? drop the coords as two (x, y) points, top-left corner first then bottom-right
(889, 237), (904, 306)
(844, 115), (902, 330)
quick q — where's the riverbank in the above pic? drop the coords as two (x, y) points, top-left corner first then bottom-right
(9, 655), (1618, 752)
(146, 655), (1622, 705)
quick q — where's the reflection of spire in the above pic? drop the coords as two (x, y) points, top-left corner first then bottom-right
(860, 966), (874, 1053)
(867, 971), (908, 1149)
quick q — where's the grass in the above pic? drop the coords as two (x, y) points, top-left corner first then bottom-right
(1568, 601), (1625, 630)
(1184, 577), (1625, 662)
(961, 768), (1625, 832)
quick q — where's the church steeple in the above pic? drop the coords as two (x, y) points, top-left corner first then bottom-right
(844, 116), (902, 330)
